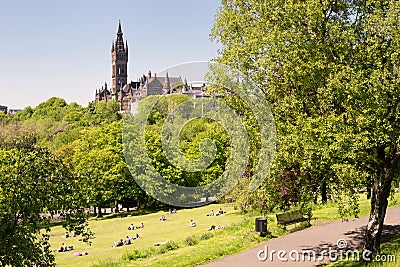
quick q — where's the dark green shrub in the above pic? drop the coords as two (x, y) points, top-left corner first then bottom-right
(200, 232), (214, 240)
(159, 241), (179, 253)
(183, 236), (198, 246)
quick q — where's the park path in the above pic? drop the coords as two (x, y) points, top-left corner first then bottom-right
(200, 206), (400, 267)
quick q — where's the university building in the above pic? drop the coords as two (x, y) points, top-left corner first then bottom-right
(94, 22), (205, 113)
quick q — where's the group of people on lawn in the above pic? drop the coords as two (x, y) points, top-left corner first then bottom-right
(111, 207), (227, 248)
(112, 222), (144, 247)
(59, 207), (228, 254)
(128, 222), (144, 230)
(113, 233), (142, 247)
(207, 208), (225, 216)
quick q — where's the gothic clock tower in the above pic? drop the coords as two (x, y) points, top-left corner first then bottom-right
(111, 21), (128, 100)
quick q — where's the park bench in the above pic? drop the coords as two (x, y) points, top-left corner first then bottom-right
(276, 209), (310, 227)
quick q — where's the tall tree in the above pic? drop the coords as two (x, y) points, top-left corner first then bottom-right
(0, 134), (89, 266)
(212, 0), (400, 255)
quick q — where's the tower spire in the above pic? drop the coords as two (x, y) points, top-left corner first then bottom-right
(111, 20), (128, 100)
(118, 20), (122, 34)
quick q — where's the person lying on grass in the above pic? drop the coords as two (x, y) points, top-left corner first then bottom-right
(74, 251), (88, 257)
(160, 215), (168, 221)
(130, 233), (141, 240)
(154, 240), (171, 246)
(113, 239), (124, 247)
(208, 225), (225, 230)
(124, 236), (131, 245)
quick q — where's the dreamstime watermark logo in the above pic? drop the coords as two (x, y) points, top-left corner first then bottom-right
(122, 61), (276, 207)
(257, 239), (396, 263)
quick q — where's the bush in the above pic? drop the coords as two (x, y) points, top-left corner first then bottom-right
(122, 248), (155, 261)
(183, 236), (199, 246)
(90, 260), (120, 267)
(159, 241), (179, 253)
(200, 232), (214, 241)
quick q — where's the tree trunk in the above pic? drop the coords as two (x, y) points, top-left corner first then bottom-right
(364, 164), (394, 255)
(93, 206), (97, 216)
(114, 200), (119, 213)
(321, 181), (327, 204)
(97, 206), (103, 218)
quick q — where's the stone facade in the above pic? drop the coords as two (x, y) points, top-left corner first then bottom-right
(94, 22), (205, 113)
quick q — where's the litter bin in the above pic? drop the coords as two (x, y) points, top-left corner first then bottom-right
(255, 217), (267, 234)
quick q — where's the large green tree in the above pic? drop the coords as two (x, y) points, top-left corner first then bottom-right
(0, 135), (89, 266)
(212, 0), (400, 255)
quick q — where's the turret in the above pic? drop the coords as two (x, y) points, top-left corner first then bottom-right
(163, 72), (171, 94)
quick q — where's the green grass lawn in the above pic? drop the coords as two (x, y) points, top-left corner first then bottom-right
(50, 193), (400, 267)
(51, 203), (243, 267)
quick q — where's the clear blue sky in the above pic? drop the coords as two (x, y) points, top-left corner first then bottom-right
(0, 0), (222, 109)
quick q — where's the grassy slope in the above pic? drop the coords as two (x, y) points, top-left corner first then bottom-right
(51, 204), (242, 267)
(50, 193), (400, 267)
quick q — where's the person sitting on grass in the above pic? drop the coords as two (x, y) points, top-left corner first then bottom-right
(57, 243), (67, 252)
(62, 232), (69, 238)
(207, 210), (215, 216)
(216, 208), (225, 216)
(189, 219), (196, 227)
(136, 222), (144, 229)
(113, 239), (124, 247)
(56, 243), (73, 252)
(124, 236), (131, 245)
(160, 215), (167, 221)
(127, 223), (135, 230)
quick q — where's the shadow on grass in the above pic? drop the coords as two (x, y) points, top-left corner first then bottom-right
(92, 208), (163, 221)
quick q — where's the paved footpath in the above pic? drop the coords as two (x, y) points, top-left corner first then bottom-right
(200, 206), (400, 267)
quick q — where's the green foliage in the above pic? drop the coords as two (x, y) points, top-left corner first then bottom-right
(0, 134), (90, 266)
(141, 95), (231, 189)
(159, 241), (179, 253)
(183, 236), (199, 246)
(200, 232), (215, 241)
(211, 0), (400, 253)
(121, 248), (155, 261)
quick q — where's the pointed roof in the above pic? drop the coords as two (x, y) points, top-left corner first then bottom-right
(114, 21), (125, 52)
(118, 20), (122, 35)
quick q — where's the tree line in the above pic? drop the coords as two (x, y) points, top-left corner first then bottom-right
(0, 95), (233, 265)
